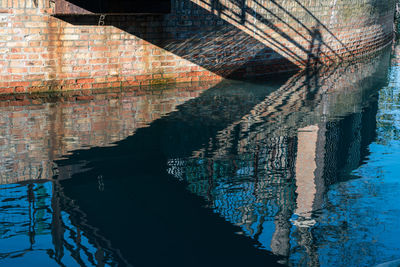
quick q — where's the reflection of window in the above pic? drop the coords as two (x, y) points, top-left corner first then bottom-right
(53, 0), (171, 15)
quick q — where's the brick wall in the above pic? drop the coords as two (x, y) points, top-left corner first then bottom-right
(0, 0), (396, 94)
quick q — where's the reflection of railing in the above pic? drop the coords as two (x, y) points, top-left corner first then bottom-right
(52, 180), (131, 266)
(165, 48), (388, 262)
(167, 135), (297, 239)
(0, 181), (128, 266)
(202, 49), (389, 160)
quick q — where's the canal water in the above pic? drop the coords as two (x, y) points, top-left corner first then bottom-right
(0, 42), (400, 266)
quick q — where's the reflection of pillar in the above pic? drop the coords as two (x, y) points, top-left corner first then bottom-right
(51, 182), (65, 262)
(206, 159), (214, 202)
(270, 206), (292, 264)
(296, 227), (320, 267)
(295, 125), (319, 219)
(293, 124), (327, 266)
(295, 124), (327, 219)
(269, 137), (297, 263)
(95, 247), (105, 267)
(27, 183), (36, 248)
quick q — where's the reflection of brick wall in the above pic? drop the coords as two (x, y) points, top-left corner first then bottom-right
(0, 82), (213, 184)
(0, 0), (395, 94)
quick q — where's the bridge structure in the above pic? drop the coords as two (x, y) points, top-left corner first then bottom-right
(0, 0), (396, 94)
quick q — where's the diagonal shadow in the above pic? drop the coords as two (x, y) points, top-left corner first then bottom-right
(53, 0), (356, 79)
(53, 0), (393, 82)
(56, 12), (300, 79)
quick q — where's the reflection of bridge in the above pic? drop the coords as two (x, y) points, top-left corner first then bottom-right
(0, 47), (391, 265)
(163, 52), (387, 264)
(54, 50), (388, 265)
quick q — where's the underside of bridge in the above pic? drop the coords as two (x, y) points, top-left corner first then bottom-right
(52, 0), (171, 14)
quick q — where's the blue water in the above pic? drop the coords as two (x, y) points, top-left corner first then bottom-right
(0, 44), (400, 266)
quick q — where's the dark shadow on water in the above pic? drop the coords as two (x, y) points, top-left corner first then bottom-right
(56, 77), (292, 267)
(43, 48), (388, 266)
(52, 49), (390, 266)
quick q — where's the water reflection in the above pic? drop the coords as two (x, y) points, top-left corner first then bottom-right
(0, 46), (396, 266)
(0, 83), (216, 184)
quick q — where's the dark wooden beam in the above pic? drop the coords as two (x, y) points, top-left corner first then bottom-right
(54, 0), (94, 14)
(52, 0), (171, 15)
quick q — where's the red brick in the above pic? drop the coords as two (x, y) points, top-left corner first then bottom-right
(0, 1), (395, 95)
(77, 78), (94, 84)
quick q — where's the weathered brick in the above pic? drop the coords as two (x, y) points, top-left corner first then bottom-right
(0, 0), (395, 94)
